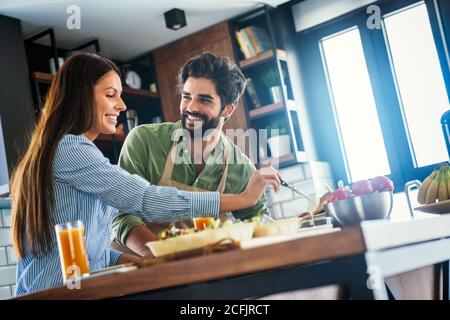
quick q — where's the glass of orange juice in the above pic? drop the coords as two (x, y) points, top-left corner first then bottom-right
(55, 220), (90, 282)
(193, 217), (214, 231)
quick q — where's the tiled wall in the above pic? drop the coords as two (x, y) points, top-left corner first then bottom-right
(266, 161), (335, 219)
(0, 198), (16, 299)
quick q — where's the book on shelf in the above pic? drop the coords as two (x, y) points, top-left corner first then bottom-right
(235, 26), (272, 59)
(241, 29), (257, 57)
(252, 26), (272, 52)
(235, 30), (251, 59)
(245, 27), (261, 54)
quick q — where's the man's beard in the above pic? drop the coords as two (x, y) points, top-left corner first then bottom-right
(181, 110), (221, 138)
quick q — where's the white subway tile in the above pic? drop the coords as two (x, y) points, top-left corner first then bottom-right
(0, 285), (11, 299)
(0, 229), (11, 247)
(309, 162), (322, 179)
(2, 209), (11, 227)
(0, 248), (6, 266)
(281, 198), (309, 218)
(0, 211), (2, 228)
(266, 186), (293, 204)
(319, 162), (333, 178)
(323, 178), (336, 191)
(292, 180), (317, 200)
(312, 178), (336, 196)
(279, 164), (305, 183)
(268, 204), (283, 220)
(11, 285), (16, 297)
(264, 190), (272, 206)
(304, 164), (314, 180)
(303, 162), (334, 181)
(0, 266), (16, 286)
(6, 247), (17, 265)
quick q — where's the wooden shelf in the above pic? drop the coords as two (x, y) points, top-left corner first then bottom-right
(32, 71), (53, 82)
(239, 49), (287, 69)
(31, 72), (159, 98)
(248, 99), (296, 120)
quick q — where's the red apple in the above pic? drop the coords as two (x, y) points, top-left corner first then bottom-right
(330, 189), (350, 202)
(351, 180), (373, 196)
(370, 176), (394, 192)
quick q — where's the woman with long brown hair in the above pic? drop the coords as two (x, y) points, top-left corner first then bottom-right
(10, 53), (280, 295)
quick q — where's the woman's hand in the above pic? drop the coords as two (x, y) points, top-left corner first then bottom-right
(219, 166), (281, 212)
(241, 166), (281, 206)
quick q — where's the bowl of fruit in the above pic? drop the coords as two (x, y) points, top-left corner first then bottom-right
(324, 176), (394, 226)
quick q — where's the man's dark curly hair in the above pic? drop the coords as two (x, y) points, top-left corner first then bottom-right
(178, 52), (247, 110)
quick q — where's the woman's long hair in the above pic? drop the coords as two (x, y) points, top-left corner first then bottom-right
(10, 54), (121, 258)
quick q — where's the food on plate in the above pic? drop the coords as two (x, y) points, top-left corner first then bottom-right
(158, 218), (222, 240)
(417, 166), (450, 205)
(253, 218), (299, 237)
(146, 221), (255, 257)
(193, 217), (217, 230)
(158, 225), (195, 240)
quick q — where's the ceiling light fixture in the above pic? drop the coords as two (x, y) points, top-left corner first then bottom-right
(164, 8), (187, 31)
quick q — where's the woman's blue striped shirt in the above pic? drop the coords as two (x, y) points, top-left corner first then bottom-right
(15, 134), (220, 295)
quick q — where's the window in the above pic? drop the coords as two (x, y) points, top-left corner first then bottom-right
(301, 0), (450, 188)
(383, 2), (449, 168)
(321, 27), (391, 181)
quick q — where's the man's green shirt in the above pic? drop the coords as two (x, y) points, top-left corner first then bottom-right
(112, 121), (268, 245)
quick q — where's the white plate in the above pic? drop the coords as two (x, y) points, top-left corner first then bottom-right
(253, 218), (299, 237)
(414, 199), (450, 214)
(241, 227), (339, 249)
(145, 222), (256, 257)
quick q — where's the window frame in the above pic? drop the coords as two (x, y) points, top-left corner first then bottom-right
(297, 0), (450, 190)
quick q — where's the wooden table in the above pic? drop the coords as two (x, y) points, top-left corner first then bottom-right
(16, 213), (450, 300)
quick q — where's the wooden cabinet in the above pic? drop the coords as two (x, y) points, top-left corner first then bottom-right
(154, 21), (248, 132)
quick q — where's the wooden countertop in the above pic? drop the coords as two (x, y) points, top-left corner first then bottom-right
(17, 213), (450, 300)
(17, 227), (365, 300)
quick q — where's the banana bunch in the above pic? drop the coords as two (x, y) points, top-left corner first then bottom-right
(417, 166), (450, 204)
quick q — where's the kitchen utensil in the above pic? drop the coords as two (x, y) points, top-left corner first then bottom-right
(279, 177), (312, 202)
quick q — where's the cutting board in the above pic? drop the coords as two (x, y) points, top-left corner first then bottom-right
(240, 226), (340, 249)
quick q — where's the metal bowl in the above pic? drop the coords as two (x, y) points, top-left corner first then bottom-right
(324, 191), (393, 226)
